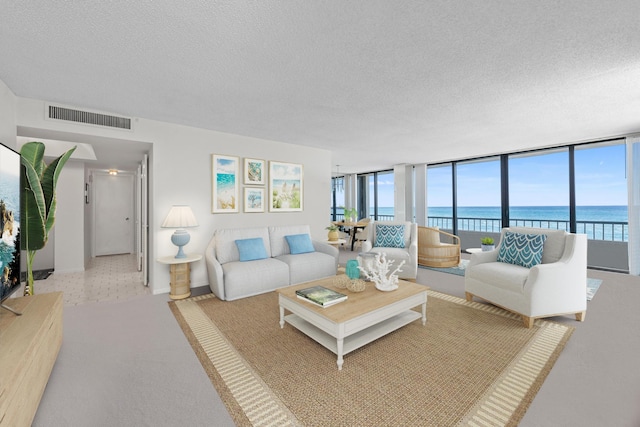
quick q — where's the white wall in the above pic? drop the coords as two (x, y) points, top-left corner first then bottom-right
(54, 161), (85, 273)
(0, 80), (16, 149)
(14, 96), (332, 295)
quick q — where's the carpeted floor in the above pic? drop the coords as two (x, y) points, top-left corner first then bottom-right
(170, 288), (574, 426)
(419, 260), (603, 300)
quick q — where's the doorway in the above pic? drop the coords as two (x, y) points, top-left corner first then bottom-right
(93, 172), (135, 256)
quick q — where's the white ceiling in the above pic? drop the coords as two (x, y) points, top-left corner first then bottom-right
(1, 1), (639, 174)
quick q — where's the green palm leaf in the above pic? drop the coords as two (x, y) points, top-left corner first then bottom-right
(20, 141), (76, 295)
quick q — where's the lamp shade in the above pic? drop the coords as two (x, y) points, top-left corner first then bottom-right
(161, 205), (198, 228)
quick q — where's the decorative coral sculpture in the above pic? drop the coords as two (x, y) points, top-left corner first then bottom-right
(358, 252), (405, 291)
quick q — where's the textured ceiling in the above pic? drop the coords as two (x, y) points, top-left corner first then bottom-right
(1, 1), (640, 173)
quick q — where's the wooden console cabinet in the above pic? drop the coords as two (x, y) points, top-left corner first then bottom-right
(0, 292), (63, 427)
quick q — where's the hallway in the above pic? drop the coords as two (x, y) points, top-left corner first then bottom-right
(28, 254), (150, 306)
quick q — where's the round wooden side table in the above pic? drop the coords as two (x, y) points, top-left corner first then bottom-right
(157, 253), (202, 300)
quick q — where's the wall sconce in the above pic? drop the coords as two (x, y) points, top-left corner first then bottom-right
(108, 169), (118, 175)
(161, 205), (199, 258)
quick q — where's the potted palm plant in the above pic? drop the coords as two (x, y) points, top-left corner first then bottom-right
(21, 141), (76, 296)
(481, 237), (495, 252)
(343, 207), (357, 223)
(326, 224), (339, 241)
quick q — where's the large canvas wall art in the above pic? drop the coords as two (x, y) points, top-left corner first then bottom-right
(269, 161), (303, 212)
(0, 142), (21, 303)
(212, 154), (239, 213)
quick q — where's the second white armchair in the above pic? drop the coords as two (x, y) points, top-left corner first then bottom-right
(361, 220), (418, 280)
(465, 226), (587, 328)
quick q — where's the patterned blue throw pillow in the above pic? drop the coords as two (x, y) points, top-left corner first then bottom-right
(497, 232), (547, 268)
(374, 224), (405, 248)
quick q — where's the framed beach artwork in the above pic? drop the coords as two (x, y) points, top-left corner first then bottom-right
(269, 161), (303, 212)
(244, 158), (266, 185)
(212, 154), (239, 213)
(244, 187), (264, 212)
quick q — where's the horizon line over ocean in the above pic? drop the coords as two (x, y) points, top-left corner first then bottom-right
(335, 205), (629, 239)
(348, 205), (628, 222)
(426, 205), (628, 223)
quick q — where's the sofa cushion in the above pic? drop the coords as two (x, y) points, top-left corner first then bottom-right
(215, 227), (271, 264)
(374, 224), (406, 248)
(269, 225), (312, 257)
(235, 238), (268, 262)
(222, 258), (290, 300)
(497, 231), (547, 268)
(466, 261), (530, 293)
(276, 252), (337, 285)
(508, 227), (566, 264)
(285, 233), (315, 254)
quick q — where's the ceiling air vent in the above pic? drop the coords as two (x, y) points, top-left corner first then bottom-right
(47, 105), (132, 130)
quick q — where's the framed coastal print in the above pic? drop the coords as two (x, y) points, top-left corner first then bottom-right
(269, 161), (303, 212)
(244, 157), (266, 185)
(244, 187), (264, 212)
(212, 154), (239, 213)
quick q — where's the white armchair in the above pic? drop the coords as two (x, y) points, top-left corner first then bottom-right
(361, 220), (418, 280)
(465, 227), (587, 328)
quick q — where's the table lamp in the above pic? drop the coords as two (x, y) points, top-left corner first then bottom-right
(161, 205), (199, 258)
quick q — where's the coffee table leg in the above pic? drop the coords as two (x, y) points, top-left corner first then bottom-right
(279, 306), (285, 328)
(336, 338), (344, 370)
(422, 302), (427, 325)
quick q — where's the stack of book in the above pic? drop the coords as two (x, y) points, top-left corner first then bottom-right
(295, 285), (348, 308)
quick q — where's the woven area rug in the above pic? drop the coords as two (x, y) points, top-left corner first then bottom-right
(169, 289), (574, 427)
(419, 260), (603, 301)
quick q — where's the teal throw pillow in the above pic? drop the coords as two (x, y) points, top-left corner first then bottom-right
(235, 238), (268, 262)
(497, 232), (547, 268)
(374, 224), (405, 248)
(285, 234), (315, 254)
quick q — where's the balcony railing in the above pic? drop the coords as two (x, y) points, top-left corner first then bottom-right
(332, 214), (395, 222)
(428, 216), (628, 242)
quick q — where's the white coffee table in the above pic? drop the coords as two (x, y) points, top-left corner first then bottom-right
(277, 276), (427, 370)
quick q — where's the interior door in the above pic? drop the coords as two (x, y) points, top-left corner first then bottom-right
(141, 155), (149, 285)
(94, 173), (135, 256)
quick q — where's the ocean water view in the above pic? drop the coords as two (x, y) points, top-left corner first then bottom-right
(334, 206), (629, 241)
(428, 205), (628, 223)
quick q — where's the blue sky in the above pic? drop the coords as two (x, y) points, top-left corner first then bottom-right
(426, 143), (627, 207)
(337, 143), (627, 209)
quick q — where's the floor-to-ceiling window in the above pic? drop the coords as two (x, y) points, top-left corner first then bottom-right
(356, 170), (394, 220)
(574, 141), (627, 241)
(456, 157), (501, 232)
(427, 164), (453, 229)
(508, 149), (570, 230)
(330, 176), (345, 221)
(376, 171), (394, 220)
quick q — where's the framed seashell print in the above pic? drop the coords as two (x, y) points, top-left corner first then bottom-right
(243, 157), (266, 185)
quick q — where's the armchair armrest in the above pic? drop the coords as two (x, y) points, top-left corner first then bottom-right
(525, 234), (587, 315)
(408, 236), (418, 258)
(312, 240), (339, 269)
(436, 229), (460, 245)
(204, 236), (226, 300)
(362, 240), (372, 252)
(467, 249), (498, 268)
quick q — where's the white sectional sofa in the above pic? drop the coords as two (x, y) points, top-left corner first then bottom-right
(205, 224), (339, 301)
